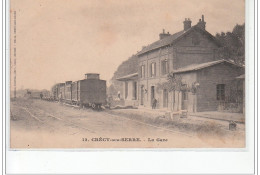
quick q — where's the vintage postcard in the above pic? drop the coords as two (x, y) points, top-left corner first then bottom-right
(9, 0), (245, 148)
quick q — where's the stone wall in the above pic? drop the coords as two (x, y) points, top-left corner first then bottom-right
(196, 63), (244, 112)
(173, 31), (219, 69)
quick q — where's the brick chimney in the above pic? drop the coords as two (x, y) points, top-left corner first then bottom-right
(159, 29), (171, 40)
(197, 15), (206, 30)
(183, 18), (192, 31)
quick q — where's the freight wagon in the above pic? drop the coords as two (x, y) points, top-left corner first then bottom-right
(71, 74), (106, 109)
(51, 83), (64, 100)
(59, 83), (66, 101)
(51, 73), (106, 109)
(64, 81), (72, 103)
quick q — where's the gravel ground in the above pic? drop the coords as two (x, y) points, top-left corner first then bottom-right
(108, 108), (245, 135)
(10, 98), (245, 148)
(190, 111), (245, 123)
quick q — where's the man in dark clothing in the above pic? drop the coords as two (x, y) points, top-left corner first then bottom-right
(152, 98), (157, 109)
(40, 93), (43, 100)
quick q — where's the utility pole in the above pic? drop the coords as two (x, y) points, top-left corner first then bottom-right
(11, 10), (17, 99)
(13, 11), (17, 99)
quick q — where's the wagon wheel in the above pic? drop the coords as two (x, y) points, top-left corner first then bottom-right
(91, 103), (96, 109)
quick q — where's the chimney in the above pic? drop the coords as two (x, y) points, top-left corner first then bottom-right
(197, 15), (206, 30)
(183, 18), (192, 31)
(159, 29), (171, 40)
(85, 73), (100, 80)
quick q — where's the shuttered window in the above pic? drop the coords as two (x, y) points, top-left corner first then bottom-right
(141, 65), (145, 78)
(161, 59), (169, 75)
(217, 84), (225, 100)
(150, 62), (156, 77)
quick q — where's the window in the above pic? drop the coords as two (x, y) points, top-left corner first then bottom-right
(141, 65), (145, 78)
(161, 59), (169, 75)
(217, 84), (225, 100)
(150, 62), (156, 77)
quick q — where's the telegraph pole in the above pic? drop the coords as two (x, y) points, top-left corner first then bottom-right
(13, 10), (17, 99)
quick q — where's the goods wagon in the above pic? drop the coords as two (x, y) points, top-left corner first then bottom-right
(71, 81), (79, 102)
(51, 73), (106, 109)
(41, 90), (51, 99)
(71, 73), (106, 109)
(59, 83), (66, 100)
(64, 81), (72, 102)
(51, 83), (64, 100)
(51, 85), (58, 100)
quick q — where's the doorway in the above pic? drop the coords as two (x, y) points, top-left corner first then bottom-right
(151, 86), (155, 106)
(141, 86), (144, 105)
(182, 90), (188, 110)
(163, 89), (168, 108)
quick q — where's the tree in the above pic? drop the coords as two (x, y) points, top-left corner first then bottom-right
(108, 54), (138, 97)
(157, 73), (183, 92)
(157, 73), (200, 111)
(107, 84), (117, 97)
(215, 23), (245, 65)
(157, 74), (184, 111)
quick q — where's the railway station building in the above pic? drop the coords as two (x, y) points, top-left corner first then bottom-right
(116, 73), (139, 107)
(117, 15), (244, 112)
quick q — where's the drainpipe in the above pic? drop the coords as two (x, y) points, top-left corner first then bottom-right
(177, 91), (180, 111)
(146, 53), (149, 104)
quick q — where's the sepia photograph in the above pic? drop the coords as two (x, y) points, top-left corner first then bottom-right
(9, 0), (246, 148)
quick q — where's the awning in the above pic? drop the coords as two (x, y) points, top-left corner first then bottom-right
(116, 73), (138, 81)
(171, 59), (244, 74)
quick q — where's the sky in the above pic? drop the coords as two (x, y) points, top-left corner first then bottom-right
(10, 0), (245, 90)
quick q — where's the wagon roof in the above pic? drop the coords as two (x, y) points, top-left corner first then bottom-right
(172, 59), (244, 74)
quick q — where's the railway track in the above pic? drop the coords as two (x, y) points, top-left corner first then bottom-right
(45, 102), (194, 137)
(18, 105), (96, 134)
(21, 107), (44, 123)
(14, 103), (193, 137)
(105, 113), (194, 137)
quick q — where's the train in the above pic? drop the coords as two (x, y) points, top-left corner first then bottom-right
(51, 73), (106, 109)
